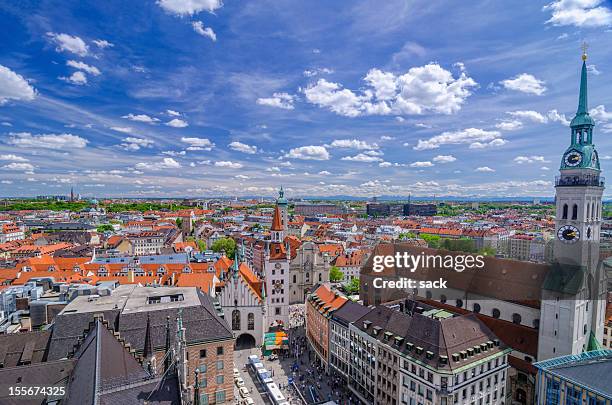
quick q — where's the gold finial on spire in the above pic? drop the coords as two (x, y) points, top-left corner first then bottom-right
(581, 41), (588, 61)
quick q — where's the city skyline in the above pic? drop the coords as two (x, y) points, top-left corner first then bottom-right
(2, 0), (612, 198)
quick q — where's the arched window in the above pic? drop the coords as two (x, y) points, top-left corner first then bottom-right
(562, 204), (568, 219)
(492, 308), (501, 319)
(319, 273), (322, 282)
(456, 299), (463, 308)
(232, 310), (241, 331)
(293, 275), (297, 283)
(512, 313), (522, 324)
(587, 203), (591, 220)
(305, 272), (309, 282)
(592, 202), (595, 221)
(572, 204), (578, 220)
(473, 303), (481, 313)
(247, 313), (254, 330)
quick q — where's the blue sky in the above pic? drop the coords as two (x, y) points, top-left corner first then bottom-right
(2, 0), (612, 199)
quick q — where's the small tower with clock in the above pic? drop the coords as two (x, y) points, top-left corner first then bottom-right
(538, 46), (607, 360)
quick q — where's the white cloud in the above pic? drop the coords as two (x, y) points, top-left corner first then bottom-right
(507, 110), (548, 123)
(495, 120), (523, 131)
(544, 0), (612, 27)
(514, 155), (550, 164)
(122, 113), (160, 123)
(229, 141), (257, 154)
(59, 71), (87, 85)
(121, 137), (154, 151)
(1, 162), (35, 172)
(0, 154), (28, 162)
(318, 170), (331, 175)
(414, 128), (503, 150)
(341, 153), (383, 163)
(166, 109), (181, 116)
(256, 92), (295, 110)
(1, 180), (13, 184)
(475, 166), (495, 172)
(215, 161), (243, 169)
(157, 0), (223, 15)
(8, 132), (88, 149)
(500, 73), (546, 95)
(378, 162), (392, 167)
(166, 118), (189, 128)
(590, 105), (612, 122)
(66, 60), (101, 76)
(0, 65), (37, 105)
(587, 64), (601, 75)
(303, 68), (334, 77)
(46, 32), (89, 56)
(110, 126), (133, 134)
(181, 137), (214, 150)
(192, 21), (217, 41)
(304, 63), (477, 117)
(409, 161), (434, 167)
(162, 150), (186, 156)
(380, 136), (395, 141)
(432, 155), (456, 163)
(547, 109), (570, 126)
(329, 139), (379, 150)
(135, 157), (181, 170)
(469, 139), (507, 149)
(235, 174), (249, 179)
(285, 145), (330, 160)
(92, 39), (114, 48)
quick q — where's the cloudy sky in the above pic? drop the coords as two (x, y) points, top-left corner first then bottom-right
(2, 0), (612, 199)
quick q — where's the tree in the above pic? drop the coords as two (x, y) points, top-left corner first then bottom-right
(176, 218), (183, 228)
(398, 232), (417, 240)
(344, 278), (360, 295)
(211, 237), (236, 259)
(196, 239), (207, 252)
(420, 233), (441, 249)
(329, 266), (344, 283)
(96, 224), (114, 233)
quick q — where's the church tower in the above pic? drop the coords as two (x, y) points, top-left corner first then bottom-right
(276, 186), (288, 232)
(538, 47), (607, 360)
(263, 201), (291, 329)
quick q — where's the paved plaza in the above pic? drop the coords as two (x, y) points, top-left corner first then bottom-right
(233, 324), (356, 405)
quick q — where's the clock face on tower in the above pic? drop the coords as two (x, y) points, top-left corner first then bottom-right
(557, 225), (580, 243)
(564, 151), (582, 167)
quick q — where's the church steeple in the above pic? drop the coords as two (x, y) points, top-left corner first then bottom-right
(561, 47), (599, 171)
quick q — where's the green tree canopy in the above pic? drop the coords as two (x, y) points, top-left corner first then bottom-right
(211, 237), (236, 259)
(329, 266), (344, 282)
(96, 224), (114, 233)
(344, 278), (360, 295)
(420, 233), (441, 248)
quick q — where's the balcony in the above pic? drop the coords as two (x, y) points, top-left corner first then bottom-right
(555, 174), (604, 187)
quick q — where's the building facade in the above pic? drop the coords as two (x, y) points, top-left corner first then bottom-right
(534, 350), (612, 404)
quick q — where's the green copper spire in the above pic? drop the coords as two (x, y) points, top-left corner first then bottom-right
(570, 44), (594, 128)
(577, 59), (588, 115)
(561, 46), (600, 171)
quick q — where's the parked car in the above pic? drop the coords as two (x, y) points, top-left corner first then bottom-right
(233, 368), (240, 379)
(238, 387), (250, 398)
(268, 353), (278, 361)
(235, 377), (245, 387)
(241, 398), (255, 405)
